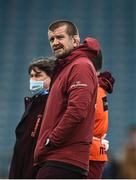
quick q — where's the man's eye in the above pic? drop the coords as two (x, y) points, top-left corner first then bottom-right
(50, 38), (54, 42)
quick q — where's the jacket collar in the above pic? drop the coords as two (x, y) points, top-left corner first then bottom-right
(50, 37), (101, 89)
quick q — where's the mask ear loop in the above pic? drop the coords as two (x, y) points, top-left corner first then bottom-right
(43, 77), (51, 90)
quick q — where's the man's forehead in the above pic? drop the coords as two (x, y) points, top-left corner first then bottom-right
(30, 68), (41, 74)
(48, 25), (67, 37)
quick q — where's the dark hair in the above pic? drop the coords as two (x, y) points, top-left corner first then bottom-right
(48, 20), (79, 36)
(91, 50), (103, 71)
(28, 57), (55, 77)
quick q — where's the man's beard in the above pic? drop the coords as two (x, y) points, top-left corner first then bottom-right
(55, 49), (72, 59)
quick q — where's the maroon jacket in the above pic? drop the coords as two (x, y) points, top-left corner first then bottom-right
(34, 38), (100, 172)
(9, 93), (48, 178)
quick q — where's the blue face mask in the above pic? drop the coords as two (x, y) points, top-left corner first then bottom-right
(30, 80), (44, 95)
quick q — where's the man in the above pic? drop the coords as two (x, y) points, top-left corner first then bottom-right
(9, 58), (54, 178)
(88, 70), (115, 179)
(34, 20), (100, 179)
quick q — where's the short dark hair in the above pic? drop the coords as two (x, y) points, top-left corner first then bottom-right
(28, 57), (55, 77)
(48, 20), (79, 36)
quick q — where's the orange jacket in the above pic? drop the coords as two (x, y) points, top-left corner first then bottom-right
(89, 86), (108, 161)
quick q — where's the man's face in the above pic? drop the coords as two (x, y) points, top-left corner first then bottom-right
(48, 25), (78, 58)
(30, 67), (50, 89)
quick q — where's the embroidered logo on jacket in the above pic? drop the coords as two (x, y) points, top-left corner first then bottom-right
(31, 114), (42, 137)
(70, 81), (87, 89)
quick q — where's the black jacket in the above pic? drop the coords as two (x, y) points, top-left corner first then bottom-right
(9, 93), (48, 178)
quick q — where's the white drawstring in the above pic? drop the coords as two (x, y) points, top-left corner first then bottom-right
(93, 134), (109, 151)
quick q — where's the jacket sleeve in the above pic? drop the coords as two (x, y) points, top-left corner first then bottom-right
(49, 58), (97, 146)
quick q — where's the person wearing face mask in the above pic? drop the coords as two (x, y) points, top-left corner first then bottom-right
(9, 57), (54, 179)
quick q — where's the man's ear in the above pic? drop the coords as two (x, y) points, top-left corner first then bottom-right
(73, 35), (80, 47)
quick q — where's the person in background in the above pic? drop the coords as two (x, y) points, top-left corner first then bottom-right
(119, 125), (136, 179)
(9, 57), (54, 179)
(87, 51), (115, 179)
(88, 71), (115, 179)
(34, 20), (99, 179)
